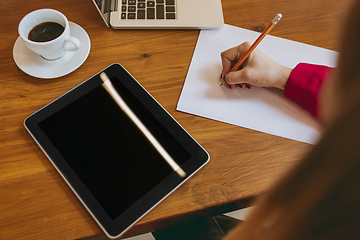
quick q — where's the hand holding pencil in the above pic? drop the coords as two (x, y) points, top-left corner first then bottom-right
(220, 14), (292, 90)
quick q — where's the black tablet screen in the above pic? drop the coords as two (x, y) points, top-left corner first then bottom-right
(38, 76), (191, 220)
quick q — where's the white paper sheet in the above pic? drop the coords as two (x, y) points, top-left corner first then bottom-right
(177, 24), (338, 144)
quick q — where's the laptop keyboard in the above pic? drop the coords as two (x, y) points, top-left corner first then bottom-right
(121, 0), (176, 20)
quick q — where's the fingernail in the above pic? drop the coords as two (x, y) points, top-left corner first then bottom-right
(237, 84), (243, 88)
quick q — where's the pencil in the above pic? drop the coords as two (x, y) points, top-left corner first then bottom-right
(221, 13), (282, 87)
(99, 72), (186, 178)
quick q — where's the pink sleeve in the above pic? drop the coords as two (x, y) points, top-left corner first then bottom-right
(284, 63), (333, 117)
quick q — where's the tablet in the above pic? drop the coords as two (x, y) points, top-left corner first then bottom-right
(24, 64), (209, 239)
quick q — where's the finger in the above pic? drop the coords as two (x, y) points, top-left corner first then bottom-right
(221, 42), (252, 75)
(236, 84), (246, 89)
(225, 69), (254, 86)
(221, 47), (240, 75)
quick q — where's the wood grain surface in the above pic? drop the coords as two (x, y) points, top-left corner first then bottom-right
(0, 0), (354, 239)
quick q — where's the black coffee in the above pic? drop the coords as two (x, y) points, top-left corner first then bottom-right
(28, 22), (65, 42)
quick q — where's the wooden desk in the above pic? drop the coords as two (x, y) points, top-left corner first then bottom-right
(0, 0), (353, 239)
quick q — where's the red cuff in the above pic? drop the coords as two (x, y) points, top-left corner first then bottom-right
(284, 63), (332, 117)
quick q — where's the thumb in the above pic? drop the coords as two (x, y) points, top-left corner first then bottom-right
(225, 69), (253, 85)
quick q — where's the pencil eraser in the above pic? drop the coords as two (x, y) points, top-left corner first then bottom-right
(272, 14), (282, 24)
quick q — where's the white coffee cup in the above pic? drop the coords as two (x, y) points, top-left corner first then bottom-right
(18, 9), (81, 61)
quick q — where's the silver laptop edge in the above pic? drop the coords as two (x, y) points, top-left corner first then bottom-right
(92, 0), (224, 29)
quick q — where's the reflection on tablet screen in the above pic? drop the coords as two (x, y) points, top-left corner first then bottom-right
(39, 76), (191, 220)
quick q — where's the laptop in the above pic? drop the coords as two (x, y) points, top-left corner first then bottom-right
(92, 0), (224, 29)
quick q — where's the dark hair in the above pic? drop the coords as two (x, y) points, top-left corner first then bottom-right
(336, 0), (360, 108)
(225, 99), (360, 240)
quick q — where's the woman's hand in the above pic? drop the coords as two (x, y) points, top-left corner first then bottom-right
(220, 42), (292, 89)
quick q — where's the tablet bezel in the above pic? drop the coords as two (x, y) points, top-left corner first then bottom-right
(24, 64), (209, 239)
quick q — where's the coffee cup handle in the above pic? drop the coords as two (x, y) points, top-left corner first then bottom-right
(64, 36), (81, 51)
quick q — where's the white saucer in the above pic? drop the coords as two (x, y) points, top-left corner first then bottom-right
(13, 22), (91, 79)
